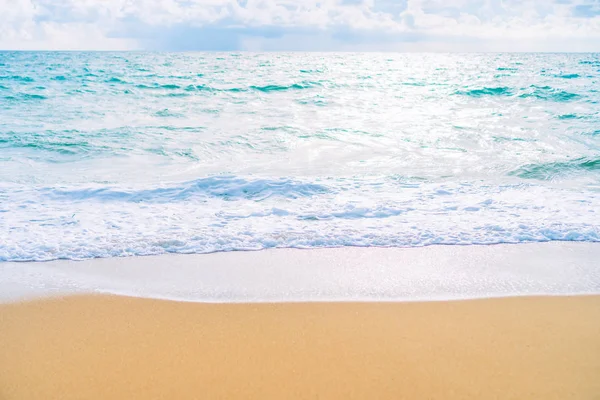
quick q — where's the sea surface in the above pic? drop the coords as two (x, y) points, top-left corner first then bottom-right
(1, 52), (599, 261)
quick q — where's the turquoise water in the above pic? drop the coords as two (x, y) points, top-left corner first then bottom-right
(1, 52), (599, 261)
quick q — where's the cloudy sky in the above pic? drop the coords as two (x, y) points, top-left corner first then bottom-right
(1, 0), (600, 51)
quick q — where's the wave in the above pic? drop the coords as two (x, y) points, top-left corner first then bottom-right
(125, 81), (322, 94)
(555, 73), (580, 79)
(298, 206), (405, 220)
(136, 83), (181, 90)
(147, 81), (324, 94)
(557, 113), (585, 120)
(456, 87), (513, 97)
(579, 60), (600, 66)
(162, 92), (190, 97)
(519, 85), (580, 102)
(0, 75), (34, 82)
(250, 81), (321, 92)
(3, 93), (47, 101)
(2, 222), (599, 262)
(43, 177), (331, 203)
(509, 157), (600, 180)
(2, 140), (97, 155)
(183, 84), (242, 92)
(106, 77), (127, 84)
(161, 84), (181, 90)
(457, 85), (582, 102)
(0, 130), (114, 155)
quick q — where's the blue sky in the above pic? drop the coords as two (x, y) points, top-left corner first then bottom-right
(1, 0), (600, 51)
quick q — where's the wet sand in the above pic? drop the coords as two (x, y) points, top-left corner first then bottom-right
(3, 243), (600, 303)
(1, 295), (599, 399)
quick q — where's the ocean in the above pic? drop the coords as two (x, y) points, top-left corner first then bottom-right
(1, 52), (599, 261)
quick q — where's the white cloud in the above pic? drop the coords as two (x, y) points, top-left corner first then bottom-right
(0, 0), (599, 50)
(0, 0), (137, 49)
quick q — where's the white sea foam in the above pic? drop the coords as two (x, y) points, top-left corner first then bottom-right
(1, 177), (599, 261)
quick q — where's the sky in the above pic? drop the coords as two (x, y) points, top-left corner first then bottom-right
(1, 0), (600, 51)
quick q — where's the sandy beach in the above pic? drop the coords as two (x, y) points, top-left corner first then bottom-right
(1, 294), (599, 399)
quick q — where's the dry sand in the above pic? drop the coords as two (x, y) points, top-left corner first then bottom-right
(1, 295), (599, 399)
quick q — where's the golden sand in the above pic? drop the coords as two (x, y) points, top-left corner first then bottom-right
(1, 295), (599, 399)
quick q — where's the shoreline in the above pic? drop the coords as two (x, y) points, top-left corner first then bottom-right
(2, 242), (600, 304)
(2, 294), (599, 399)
